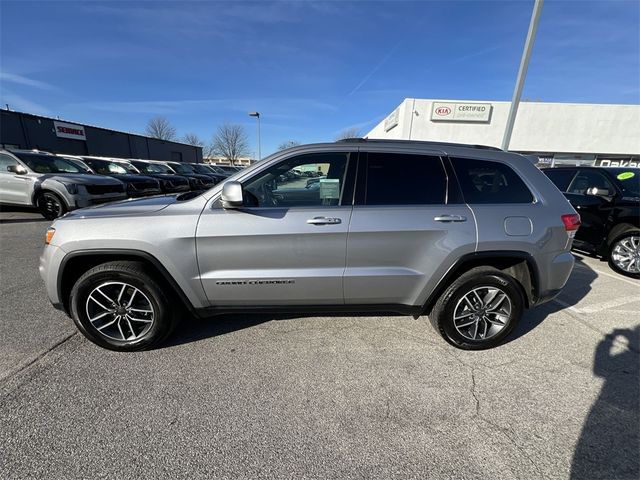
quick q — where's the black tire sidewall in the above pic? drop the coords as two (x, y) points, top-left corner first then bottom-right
(438, 271), (523, 350)
(37, 192), (66, 220)
(70, 268), (170, 351)
(608, 230), (640, 279)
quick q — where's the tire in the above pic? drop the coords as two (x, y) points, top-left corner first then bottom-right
(69, 261), (178, 351)
(429, 266), (524, 350)
(608, 230), (640, 279)
(36, 191), (67, 220)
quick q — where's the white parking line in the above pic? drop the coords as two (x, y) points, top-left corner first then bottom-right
(574, 263), (640, 287)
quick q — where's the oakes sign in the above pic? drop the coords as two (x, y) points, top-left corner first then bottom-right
(53, 121), (86, 141)
(431, 102), (492, 123)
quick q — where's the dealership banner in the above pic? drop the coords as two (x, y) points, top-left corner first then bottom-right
(54, 121), (86, 140)
(431, 102), (492, 123)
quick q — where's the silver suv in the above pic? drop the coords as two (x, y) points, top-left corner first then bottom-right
(0, 149), (127, 219)
(39, 140), (579, 351)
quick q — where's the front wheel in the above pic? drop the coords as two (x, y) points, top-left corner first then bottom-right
(37, 191), (67, 220)
(608, 230), (640, 279)
(429, 267), (524, 350)
(69, 261), (177, 351)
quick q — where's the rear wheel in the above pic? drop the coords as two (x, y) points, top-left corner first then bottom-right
(70, 261), (177, 351)
(608, 230), (640, 279)
(37, 191), (66, 220)
(429, 267), (524, 350)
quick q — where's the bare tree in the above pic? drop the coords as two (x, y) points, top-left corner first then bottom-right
(335, 127), (361, 141)
(278, 140), (300, 151)
(145, 116), (177, 141)
(211, 123), (251, 165)
(182, 133), (204, 147)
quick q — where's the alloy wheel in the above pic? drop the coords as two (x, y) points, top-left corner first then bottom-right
(611, 235), (640, 274)
(85, 281), (155, 341)
(453, 286), (512, 341)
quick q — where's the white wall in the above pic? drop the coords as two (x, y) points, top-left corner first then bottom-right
(367, 99), (640, 155)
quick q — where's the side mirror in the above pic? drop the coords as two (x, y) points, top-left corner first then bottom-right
(221, 181), (244, 208)
(7, 164), (27, 175)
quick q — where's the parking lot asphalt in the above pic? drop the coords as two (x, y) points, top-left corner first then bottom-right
(1, 208), (638, 479)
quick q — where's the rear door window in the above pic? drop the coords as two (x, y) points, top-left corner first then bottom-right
(543, 169), (576, 192)
(362, 152), (447, 205)
(450, 157), (534, 204)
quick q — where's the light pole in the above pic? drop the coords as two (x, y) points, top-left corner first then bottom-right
(248, 111), (261, 161)
(501, 0), (544, 151)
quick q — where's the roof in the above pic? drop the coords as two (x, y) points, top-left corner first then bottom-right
(336, 138), (502, 151)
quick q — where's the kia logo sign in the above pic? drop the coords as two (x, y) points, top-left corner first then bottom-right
(435, 106), (451, 116)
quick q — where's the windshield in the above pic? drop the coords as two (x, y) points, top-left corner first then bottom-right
(13, 152), (82, 174)
(59, 156), (93, 173)
(191, 164), (213, 174)
(85, 159), (130, 175)
(170, 163), (196, 174)
(605, 168), (640, 196)
(132, 161), (172, 174)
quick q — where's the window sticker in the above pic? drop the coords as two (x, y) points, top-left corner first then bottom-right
(617, 171), (635, 181)
(319, 178), (340, 200)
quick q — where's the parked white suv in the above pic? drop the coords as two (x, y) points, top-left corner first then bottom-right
(0, 149), (126, 219)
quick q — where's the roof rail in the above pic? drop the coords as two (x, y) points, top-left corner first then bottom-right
(335, 138), (503, 151)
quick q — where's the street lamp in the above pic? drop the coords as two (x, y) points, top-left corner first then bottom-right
(248, 111), (261, 161)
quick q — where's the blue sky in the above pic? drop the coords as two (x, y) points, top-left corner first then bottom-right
(1, 0), (638, 156)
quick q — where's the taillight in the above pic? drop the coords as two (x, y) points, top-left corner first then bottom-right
(561, 214), (581, 234)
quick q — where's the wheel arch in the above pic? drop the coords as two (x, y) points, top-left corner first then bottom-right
(31, 187), (70, 209)
(422, 251), (539, 315)
(58, 250), (198, 317)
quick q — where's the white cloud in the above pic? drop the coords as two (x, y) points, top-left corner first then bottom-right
(0, 72), (58, 91)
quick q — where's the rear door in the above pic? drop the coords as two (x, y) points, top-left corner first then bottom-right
(196, 150), (357, 306)
(344, 150), (476, 306)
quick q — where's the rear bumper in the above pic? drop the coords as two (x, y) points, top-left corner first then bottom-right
(532, 251), (574, 306)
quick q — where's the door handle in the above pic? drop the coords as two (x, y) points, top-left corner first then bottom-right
(434, 215), (467, 222)
(307, 216), (342, 225)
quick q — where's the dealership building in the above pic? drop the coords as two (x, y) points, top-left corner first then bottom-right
(0, 110), (203, 163)
(366, 99), (640, 167)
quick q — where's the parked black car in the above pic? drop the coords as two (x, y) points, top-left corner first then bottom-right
(186, 163), (226, 184)
(162, 161), (217, 191)
(82, 157), (162, 198)
(129, 160), (190, 194)
(543, 166), (640, 278)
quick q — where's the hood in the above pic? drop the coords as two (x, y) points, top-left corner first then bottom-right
(38, 174), (123, 186)
(64, 195), (178, 219)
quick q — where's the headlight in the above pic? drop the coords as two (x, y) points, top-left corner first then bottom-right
(64, 183), (80, 194)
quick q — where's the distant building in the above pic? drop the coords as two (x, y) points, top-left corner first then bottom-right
(204, 156), (253, 167)
(0, 110), (203, 163)
(367, 99), (640, 167)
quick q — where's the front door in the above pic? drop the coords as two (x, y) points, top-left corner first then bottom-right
(196, 150), (357, 306)
(0, 153), (31, 205)
(565, 169), (616, 251)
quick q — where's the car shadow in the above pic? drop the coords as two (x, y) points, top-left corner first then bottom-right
(0, 205), (46, 224)
(507, 255), (598, 343)
(570, 326), (640, 479)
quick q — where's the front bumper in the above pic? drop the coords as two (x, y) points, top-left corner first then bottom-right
(39, 243), (68, 313)
(75, 193), (127, 208)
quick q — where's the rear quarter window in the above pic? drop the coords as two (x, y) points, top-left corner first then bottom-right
(450, 157), (534, 204)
